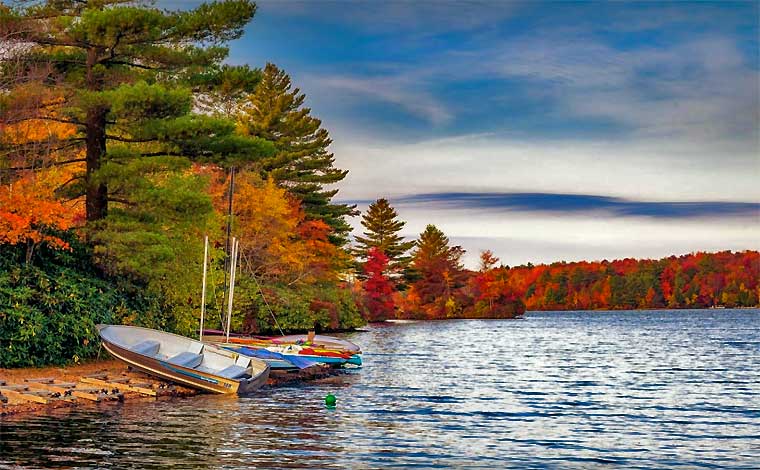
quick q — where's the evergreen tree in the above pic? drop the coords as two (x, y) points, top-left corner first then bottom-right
(410, 224), (466, 314)
(0, 0), (272, 221)
(236, 63), (356, 245)
(354, 198), (415, 271)
(414, 225), (464, 267)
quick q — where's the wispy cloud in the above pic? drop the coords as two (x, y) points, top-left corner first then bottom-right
(490, 34), (759, 144)
(259, 0), (521, 36)
(309, 74), (453, 125)
(392, 192), (760, 219)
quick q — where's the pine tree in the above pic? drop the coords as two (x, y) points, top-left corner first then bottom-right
(354, 198), (415, 272)
(413, 225), (464, 268)
(410, 224), (466, 315)
(0, 0), (272, 221)
(236, 63), (356, 245)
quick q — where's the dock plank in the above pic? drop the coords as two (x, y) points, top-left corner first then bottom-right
(0, 388), (50, 404)
(79, 377), (156, 396)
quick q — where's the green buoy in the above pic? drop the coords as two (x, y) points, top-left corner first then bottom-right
(325, 393), (337, 409)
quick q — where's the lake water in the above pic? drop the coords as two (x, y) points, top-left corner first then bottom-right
(1, 309), (759, 469)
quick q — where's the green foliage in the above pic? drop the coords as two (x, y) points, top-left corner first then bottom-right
(90, 165), (220, 336)
(237, 63), (356, 245)
(189, 64), (263, 115)
(0, 236), (160, 368)
(354, 198), (415, 274)
(1, 0), (271, 221)
(236, 282), (365, 334)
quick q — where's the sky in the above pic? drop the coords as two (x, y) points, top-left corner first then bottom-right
(172, 0), (759, 267)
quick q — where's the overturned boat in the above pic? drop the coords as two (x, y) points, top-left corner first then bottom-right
(98, 325), (270, 395)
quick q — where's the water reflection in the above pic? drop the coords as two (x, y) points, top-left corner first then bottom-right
(1, 309), (759, 468)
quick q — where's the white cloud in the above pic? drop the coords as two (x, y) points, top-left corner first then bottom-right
(490, 35), (759, 145)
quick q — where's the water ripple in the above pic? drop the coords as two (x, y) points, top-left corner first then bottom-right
(1, 309), (759, 468)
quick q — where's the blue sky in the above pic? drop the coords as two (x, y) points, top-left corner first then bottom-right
(171, 0), (759, 266)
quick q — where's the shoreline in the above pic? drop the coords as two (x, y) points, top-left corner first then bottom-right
(0, 358), (339, 418)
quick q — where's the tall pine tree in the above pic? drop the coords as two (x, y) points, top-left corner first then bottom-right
(410, 224), (466, 315)
(236, 63), (356, 245)
(354, 198), (415, 272)
(0, 0), (272, 221)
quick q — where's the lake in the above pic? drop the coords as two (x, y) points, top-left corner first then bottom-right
(1, 309), (759, 469)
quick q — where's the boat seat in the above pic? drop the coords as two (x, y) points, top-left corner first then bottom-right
(216, 355), (252, 379)
(216, 365), (249, 379)
(188, 342), (204, 354)
(130, 340), (160, 356)
(166, 351), (203, 369)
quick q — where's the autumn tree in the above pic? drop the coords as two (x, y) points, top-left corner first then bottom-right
(0, 171), (75, 263)
(479, 250), (499, 271)
(361, 247), (396, 322)
(408, 225), (466, 318)
(354, 198), (415, 272)
(219, 173), (344, 285)
(0, 0), (272, 222)
(202, 168), (359, 334)
(236, 63), (356, 244)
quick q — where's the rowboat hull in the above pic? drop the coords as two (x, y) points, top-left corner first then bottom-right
(99, 325), (270, 395)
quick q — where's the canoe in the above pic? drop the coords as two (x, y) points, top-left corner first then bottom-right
(98, 325), (270, 395)
(201, 330), (361, 353)
(212, 341), (361, 368)
(271, 334), (362, 353)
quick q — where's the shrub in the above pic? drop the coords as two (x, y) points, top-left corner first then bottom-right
(0, 236), (158, 367)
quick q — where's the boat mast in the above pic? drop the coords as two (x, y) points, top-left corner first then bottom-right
(199, 235), (209, 341)
(225, 237), (240, 343)
(220, 166), (236, 329)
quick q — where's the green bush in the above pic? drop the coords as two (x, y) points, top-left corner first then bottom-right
(238, 282), (365, 334)
(0, 237), (159, 368)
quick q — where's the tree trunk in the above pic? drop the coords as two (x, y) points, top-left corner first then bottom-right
(85, 46), (107, 221)
(85, 105), (108, 221)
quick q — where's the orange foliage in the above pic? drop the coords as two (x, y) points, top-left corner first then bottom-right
(200, 166), (344, 285)
(0, 170), (80, 252)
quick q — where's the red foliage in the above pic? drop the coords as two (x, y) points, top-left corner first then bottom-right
(361, 247), (396, 321)
(503, 251), (759, 310)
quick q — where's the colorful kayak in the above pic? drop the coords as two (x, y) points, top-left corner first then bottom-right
(253, 342), (362, 367)
(208, 339), (362, 367)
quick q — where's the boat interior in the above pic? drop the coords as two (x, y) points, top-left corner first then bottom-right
(100, 326), (265, 381)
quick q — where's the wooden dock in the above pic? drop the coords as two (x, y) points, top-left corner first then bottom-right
(0, 360), (340, 417)
(0, 370), (192, 413)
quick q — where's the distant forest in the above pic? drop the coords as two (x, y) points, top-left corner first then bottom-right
(498, 251), (759, 311)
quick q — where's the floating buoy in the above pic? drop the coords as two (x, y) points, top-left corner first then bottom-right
(325, 393), (336, 408)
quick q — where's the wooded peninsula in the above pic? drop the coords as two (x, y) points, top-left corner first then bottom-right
(1, 1), (758, 369)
